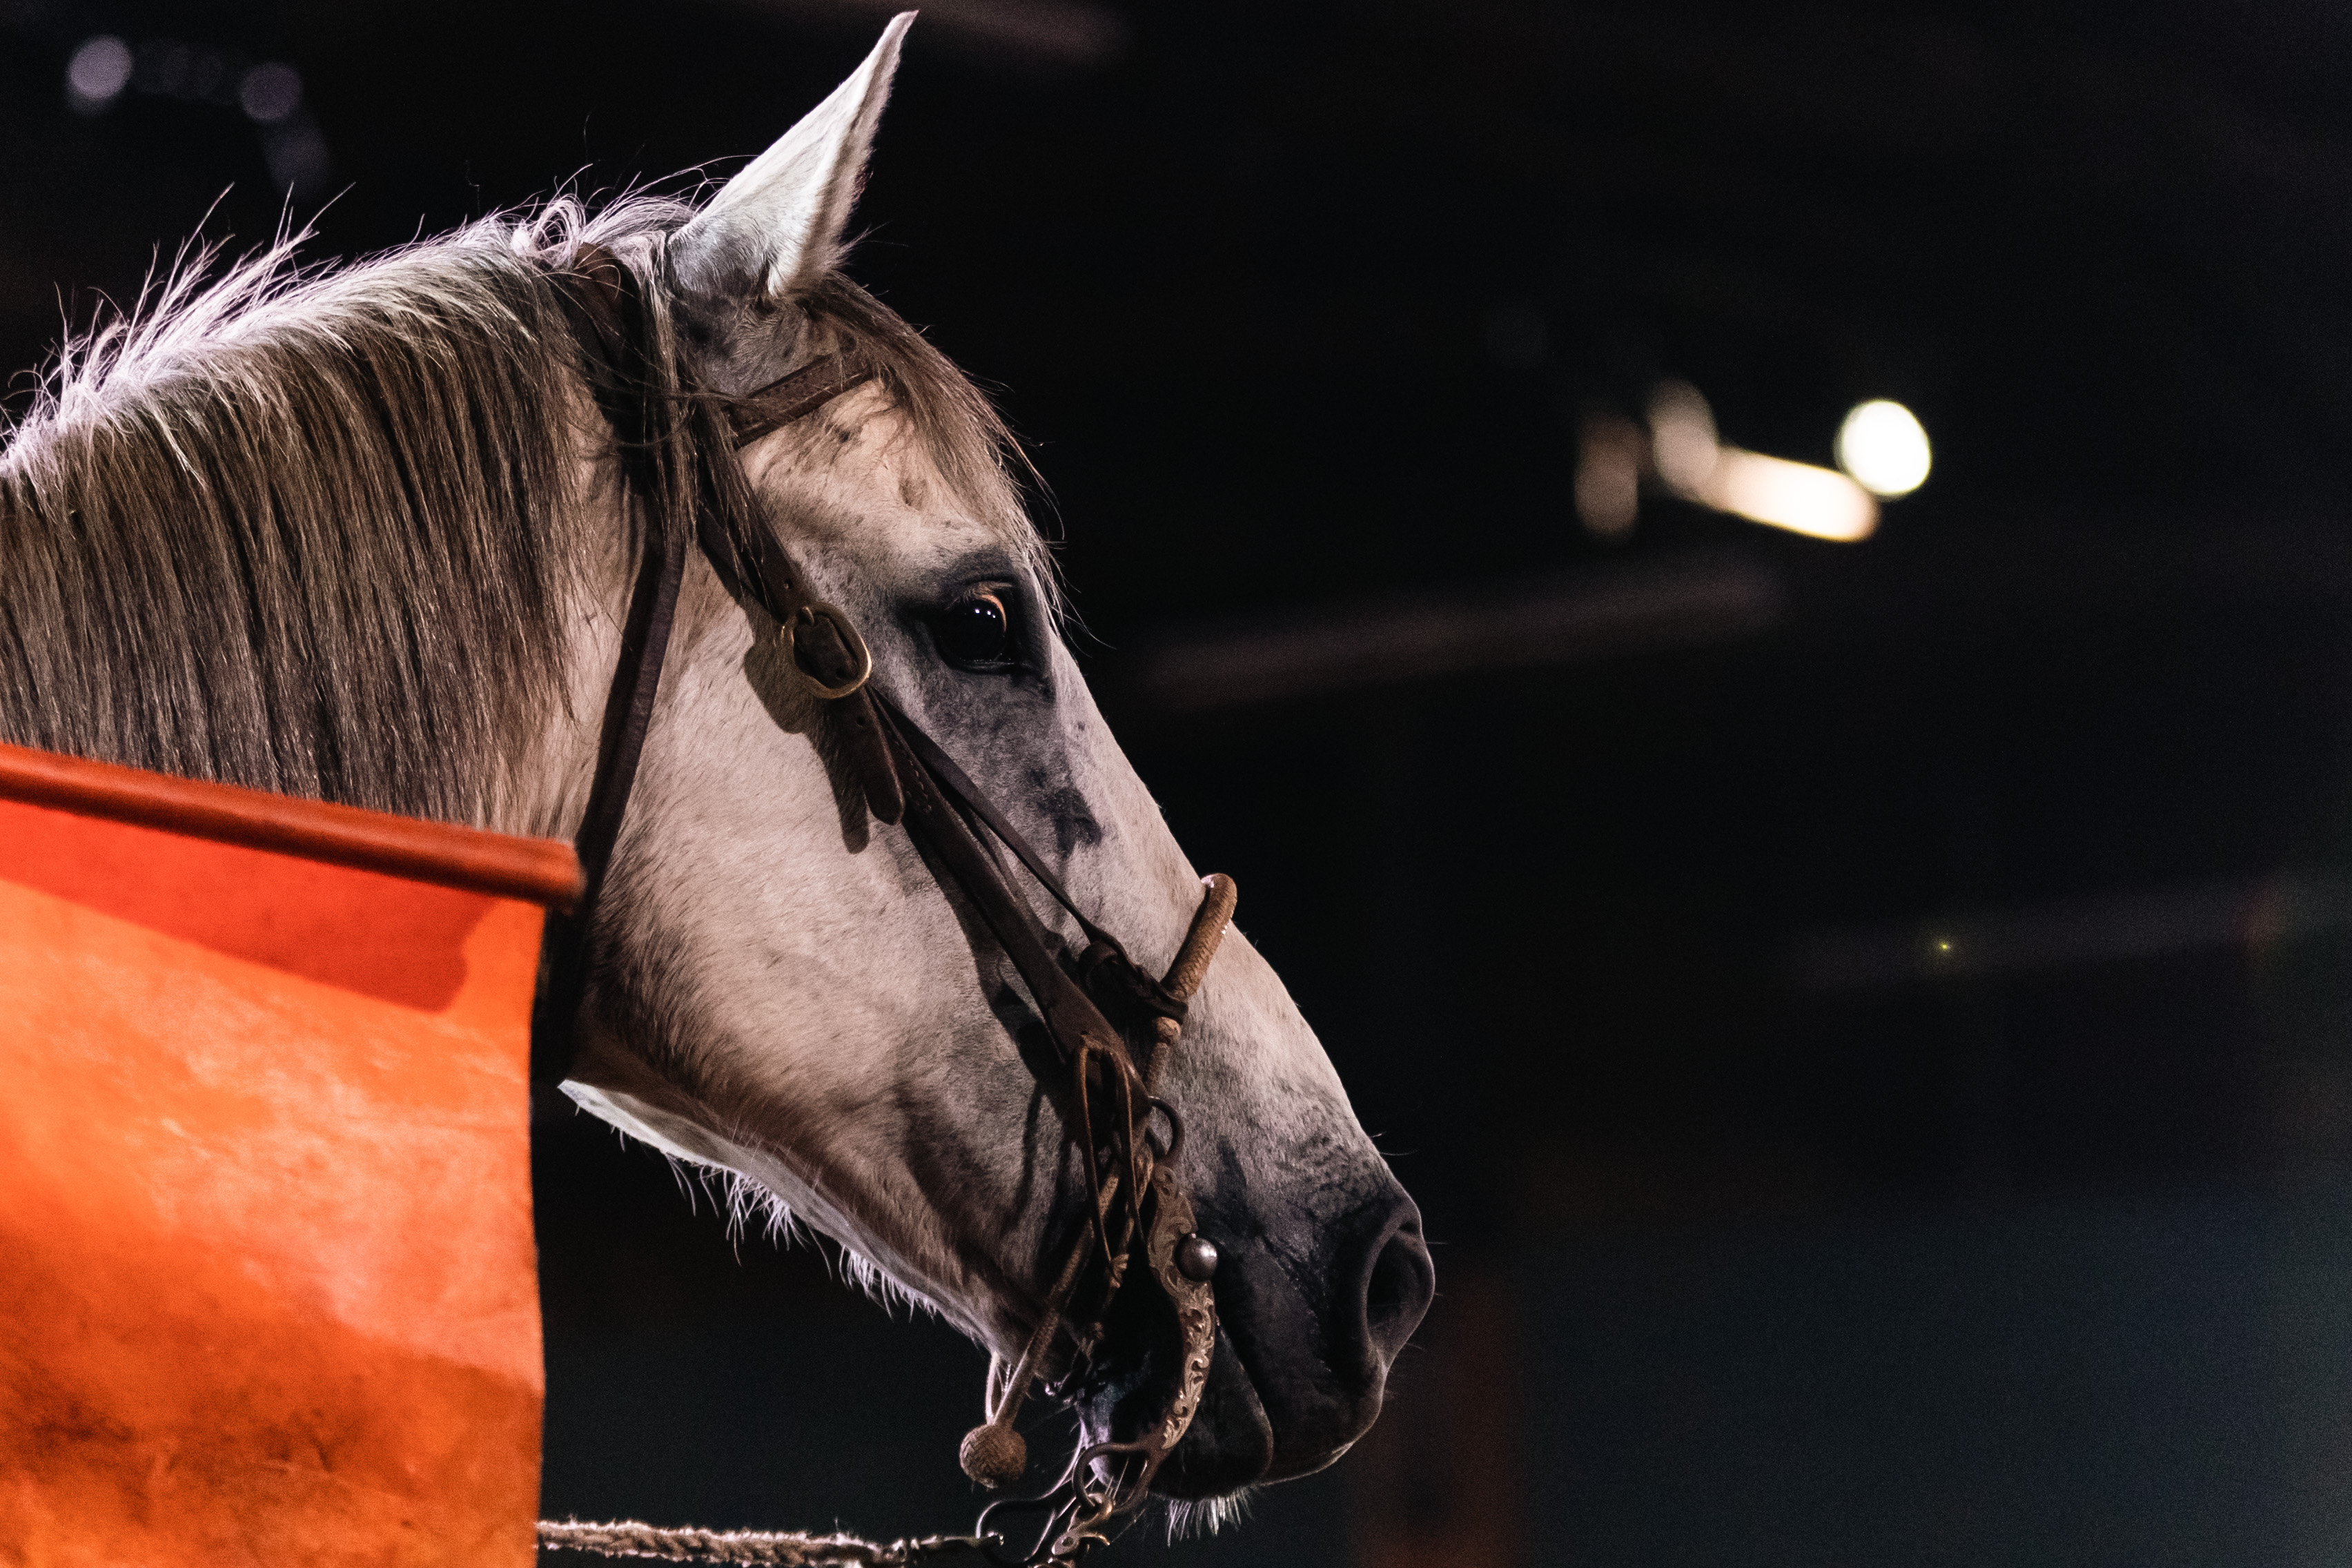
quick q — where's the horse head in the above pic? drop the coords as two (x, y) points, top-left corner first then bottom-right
(552, 18), (1432, 1509)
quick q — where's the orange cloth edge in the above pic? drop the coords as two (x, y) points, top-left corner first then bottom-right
(0, 741), (583, 911)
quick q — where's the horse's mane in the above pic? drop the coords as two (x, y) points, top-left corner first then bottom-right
(0, 195), (1034, 825)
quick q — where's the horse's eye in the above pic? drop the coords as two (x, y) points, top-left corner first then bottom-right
(934, 591), (1012, 667)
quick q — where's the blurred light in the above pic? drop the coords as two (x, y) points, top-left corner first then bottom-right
(141, 40), (193, 98)
(1835, 398), (1932, 496)
(186, 50), (230, 104)
(1575, 415), (1644, 539)
(66, 35), (133, 113)
(1649, 380), (1878, 542)
(239, 61), (303, 124)
(1647, 382), (1721, 496)
(262, 120), (333, 195)
(1133, 556), (1785, 712)
(1705, 449), (1879, 542)
(1794, 874), (2352, 991)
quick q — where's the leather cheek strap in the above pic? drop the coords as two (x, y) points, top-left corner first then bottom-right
(868, 695), (1137, 1088)
(830, 687), (905, 826)
(692, 355), (905, 825)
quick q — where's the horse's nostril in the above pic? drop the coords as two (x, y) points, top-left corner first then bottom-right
(1366, 1238), (1413, 1320)
(1357, 1209), (1435, 1370)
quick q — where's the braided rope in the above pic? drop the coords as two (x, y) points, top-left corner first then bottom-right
(537, 1520), (989, 1566)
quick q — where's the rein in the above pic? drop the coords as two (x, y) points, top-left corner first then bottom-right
(533, 245), (1234, 1567)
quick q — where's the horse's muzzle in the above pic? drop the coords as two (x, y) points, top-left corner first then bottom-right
(1084, 1177), (1435, 1499)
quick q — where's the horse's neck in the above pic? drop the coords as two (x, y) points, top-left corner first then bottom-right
(2, 380), (628, 836)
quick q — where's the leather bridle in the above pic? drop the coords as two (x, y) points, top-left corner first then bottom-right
(532, 244), (1231, 1565)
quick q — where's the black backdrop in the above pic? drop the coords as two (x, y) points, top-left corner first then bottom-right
(12, 1), (2352, 1561)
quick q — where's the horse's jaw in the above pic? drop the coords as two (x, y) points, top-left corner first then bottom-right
(552, 1037), (991, 1342)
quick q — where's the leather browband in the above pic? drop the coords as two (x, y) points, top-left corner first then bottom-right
(728, 355), (880, 448)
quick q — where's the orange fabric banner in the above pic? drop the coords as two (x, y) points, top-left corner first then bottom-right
(0, 750), (576, 1568)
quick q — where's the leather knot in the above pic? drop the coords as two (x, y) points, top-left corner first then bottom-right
(1077, 939), (1188, 1024)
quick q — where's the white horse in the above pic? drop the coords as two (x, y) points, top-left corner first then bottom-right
(0, 13), (1432, 1527)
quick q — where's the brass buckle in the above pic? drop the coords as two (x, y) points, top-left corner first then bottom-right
(785, 602), (874, 700)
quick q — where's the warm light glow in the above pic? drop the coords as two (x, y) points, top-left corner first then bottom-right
(1835, 399), (1932, 497)
(238, 62), (305, 125)
(1574, 415), (1645, 538)
(1648, 380), (1878, 542)
(1703, 448), (1879, 542)
(65, 35), (133, 112)
(1647, 382), (1721, 496)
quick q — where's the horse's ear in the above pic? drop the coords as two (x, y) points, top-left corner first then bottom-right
(672, 12), (913, 301)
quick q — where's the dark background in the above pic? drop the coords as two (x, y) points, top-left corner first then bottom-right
(12, 1), (2352, 1561)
